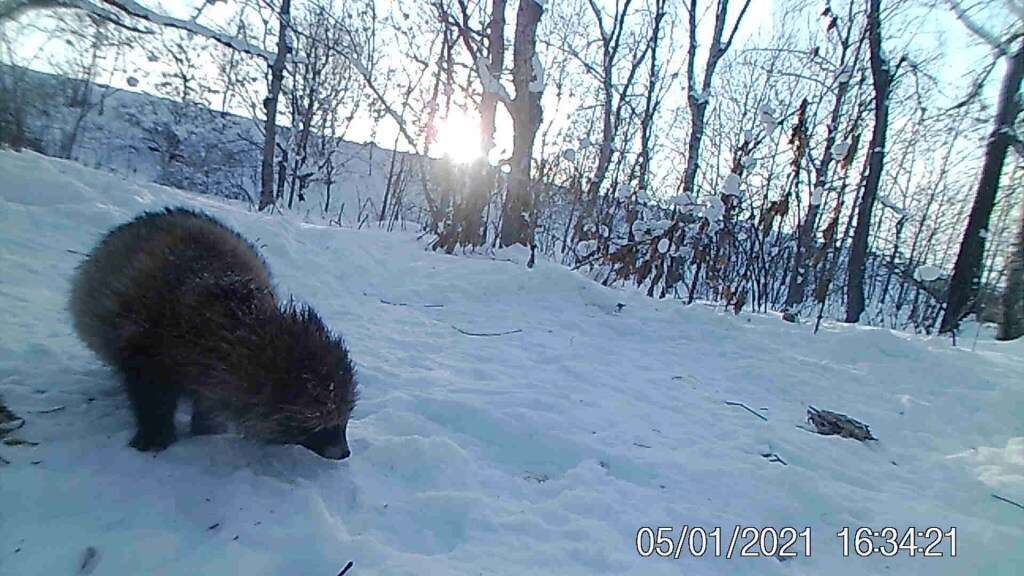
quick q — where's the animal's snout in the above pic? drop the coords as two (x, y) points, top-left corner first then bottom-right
(302, 425), (351, 460)
(319, 443), (351, 460)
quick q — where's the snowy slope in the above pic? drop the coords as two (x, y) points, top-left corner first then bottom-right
(0, 150), (1022, 575)
(10, 66), (430, 225)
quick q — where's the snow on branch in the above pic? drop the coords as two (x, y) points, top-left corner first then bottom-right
(475, 54), (512, 105)
(528, 52), (545, 93)
(1, 0), (277, 61)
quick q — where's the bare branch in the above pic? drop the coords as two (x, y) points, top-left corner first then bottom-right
(946, 0), (1010, 57)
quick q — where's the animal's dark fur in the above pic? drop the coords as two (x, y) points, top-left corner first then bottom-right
(69, 208), (357, 459)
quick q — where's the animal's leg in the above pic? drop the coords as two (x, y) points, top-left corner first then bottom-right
(123, 364), (180, 451)
(190, 395), (227, 436)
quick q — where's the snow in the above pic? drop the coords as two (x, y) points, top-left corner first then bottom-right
(810, 187), (823, 206)
(758, 104), (778, 133)
(723, 173), (741, 197)
(914, 265), (943, 282)
(528, 53), (545, 93)
(878, 195), (907, 217)
(475, 55), (512, 104)
(1, 150), (1023, 575)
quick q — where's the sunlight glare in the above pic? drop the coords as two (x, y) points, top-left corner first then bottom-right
(434, 109), (482, 165)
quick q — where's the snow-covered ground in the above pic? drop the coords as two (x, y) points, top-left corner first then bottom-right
(0, 150), (1021, 575)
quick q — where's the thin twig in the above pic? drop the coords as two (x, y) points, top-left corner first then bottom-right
(337, 560), (354, 576)
(723, 401), (768, 422)
(451, 325), (523, 337)
(66, 249), (89, 257)
(992, 493), (1024, 511)
(32, 405), (66, 414)
(379, 298), (444, 308)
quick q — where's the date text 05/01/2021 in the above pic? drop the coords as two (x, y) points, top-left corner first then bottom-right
(635, 526), (958, 560)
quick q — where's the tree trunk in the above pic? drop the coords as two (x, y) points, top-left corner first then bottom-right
(481, 0), (506, 159)
(258, 0), (291, 212)
(844, 0), (892, 323)
(999, 202), (1024, 340)
(463, 0), (506, 248)
(498, 0), (543, 249)
(941, 38), (1024, 333)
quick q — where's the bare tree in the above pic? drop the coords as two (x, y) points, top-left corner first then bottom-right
(941, 1), (1024, 332)
(499, 0), (544, 251)
(845, 0), (897, 323)
(679, 0), (753, 197)
(1000, 197), (1024, 339)
(53, 15), (129, 159)
(782, 3), (863, 321)
(258, 0), (291, 212)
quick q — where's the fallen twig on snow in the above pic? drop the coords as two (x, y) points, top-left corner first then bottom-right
(379, 298), (444, 308)
(3, 437), (39, 446)
(992, 493), (1024, 512)
(451, 325), (523, 337)
(31, 405), (66, 414)
(761, 452), (788, 466)
(337, 560), (354, 575)
(724, 401), (768, 422)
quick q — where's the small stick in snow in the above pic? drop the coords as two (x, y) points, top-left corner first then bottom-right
(3, 437), (39, 446)
(66, 249), (89, 257)
(761, 452), (788, 466)
(992, 493), (1024, 512)
(31, 405), (66, 414)
(78, 546), (99, 575)
(450, 325), (523, 337)
(337, 560), (354, 575)
(633, 442), (652, 449)
(723, 401), (768, 422)
(207, 523), (221, 531)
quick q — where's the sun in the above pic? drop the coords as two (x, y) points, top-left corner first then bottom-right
(433, 108), (482, 165)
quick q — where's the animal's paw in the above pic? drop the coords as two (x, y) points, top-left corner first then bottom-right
(129, 428), (176, 452)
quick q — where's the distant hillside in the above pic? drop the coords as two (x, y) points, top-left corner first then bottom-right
(1, 65), (433, 226)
